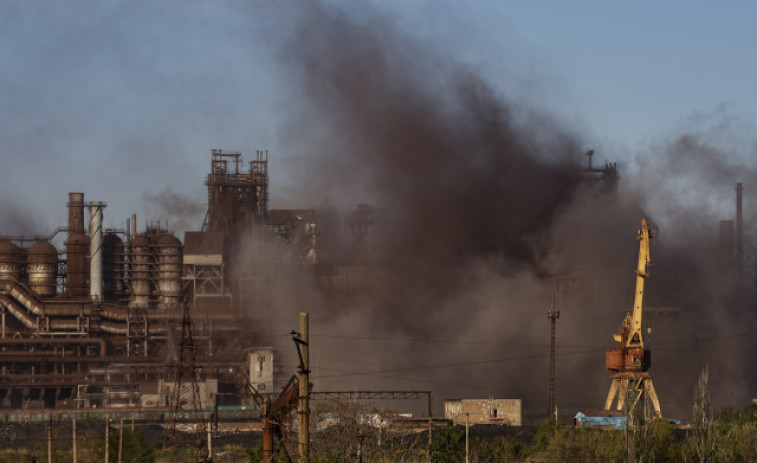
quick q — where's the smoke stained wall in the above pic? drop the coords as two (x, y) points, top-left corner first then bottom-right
(237, 3), (756, 418)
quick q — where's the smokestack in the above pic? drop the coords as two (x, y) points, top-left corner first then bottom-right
(68, 192), (85, 233)
(736, 182), (743, 270)
(89, 201), (105, 302)
(720, 220), (735, 260)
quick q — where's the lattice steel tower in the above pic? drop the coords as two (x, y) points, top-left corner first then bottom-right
(163, 302), (207, 457)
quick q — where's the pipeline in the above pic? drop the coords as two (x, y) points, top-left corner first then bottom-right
(0, 280), (235, 338)
(0, 295), (37, 329)
(0, 281), (171, 334)
(0, 281), (45, 316)
(100, 320), (167, 335)
(0, 336), (107, 357)
(0, 280), (183, 321)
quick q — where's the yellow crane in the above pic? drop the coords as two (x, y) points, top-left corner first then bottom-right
(604, 219), (662, 418)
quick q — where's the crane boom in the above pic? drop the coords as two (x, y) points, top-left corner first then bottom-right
(606, 219), (652, 374)
(628, 218), (651, 348)
(604, 219), (661, 418)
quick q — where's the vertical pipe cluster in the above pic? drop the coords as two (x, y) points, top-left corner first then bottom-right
(57, 193), (185, 307)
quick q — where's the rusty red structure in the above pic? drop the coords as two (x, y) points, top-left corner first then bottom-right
(0, 150), (317, 412)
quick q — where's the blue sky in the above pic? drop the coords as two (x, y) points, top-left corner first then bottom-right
(1, 0), (756, 236)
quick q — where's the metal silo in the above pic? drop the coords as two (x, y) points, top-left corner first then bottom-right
(103, 233), (125, 301)
(129, 234), (152, 308)
(26, 240), (58, 297)
(155, 233), (183, 308)
(0, 240), (23, 283)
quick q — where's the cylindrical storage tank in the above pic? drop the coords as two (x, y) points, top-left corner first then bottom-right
(65, 232), (89, 297)
(155, 233), (183, 308)
(26, 240), (58, 297)
(129, 234), (152, 308)
(0, 240), (24, 283)
(103, 233), (124, 301)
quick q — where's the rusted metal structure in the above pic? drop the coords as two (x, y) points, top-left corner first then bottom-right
(0, 150), (317, 413)
(204, 149), (269, 235)
(163, 302), (207, 457)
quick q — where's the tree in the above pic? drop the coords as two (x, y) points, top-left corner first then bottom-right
(308, 400), (420, 463)
(687, 364), (717, 463)
(94, 426), (155, 463)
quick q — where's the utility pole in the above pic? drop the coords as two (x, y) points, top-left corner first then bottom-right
(118, 418), (124, 463)
(427, 394), (433, 463)
(47, 412), (52, 463)
(297, 312), (310, 463)
(357, 434), (364, 463)
(465, 413), (470, 463)
(547, 296), (560, 422)
(208, 420), (213, 462)
(72, 418), (78, 463)
(105, 416), (110, 463)
(736, 182), (744, 271)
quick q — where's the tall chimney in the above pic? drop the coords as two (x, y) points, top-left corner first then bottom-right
(89, 201), (105, 302)
(68, 193), (85, 233)
(736, 182), (743, 270)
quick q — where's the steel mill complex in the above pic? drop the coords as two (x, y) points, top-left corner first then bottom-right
(0, 149), (319, 411)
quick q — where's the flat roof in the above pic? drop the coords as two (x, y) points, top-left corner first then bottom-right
(183, 231), (225, 256)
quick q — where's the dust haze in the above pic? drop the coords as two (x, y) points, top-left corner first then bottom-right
(251, 2), (757, 418)
(0, 1), (754, 419)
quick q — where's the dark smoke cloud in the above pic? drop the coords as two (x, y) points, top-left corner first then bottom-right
(253, 2), (757, 419)
(263, 2), (617, 413)
(280, 3), (586, 274)
(142, 187), (205, 234)
(0, 200), (46, 237)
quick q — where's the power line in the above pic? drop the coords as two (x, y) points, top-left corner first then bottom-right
(312, 333), (605, 349)
(312, 348), (601, 381)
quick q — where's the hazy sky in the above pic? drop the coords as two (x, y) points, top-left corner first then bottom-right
(1, 0), (756, 236)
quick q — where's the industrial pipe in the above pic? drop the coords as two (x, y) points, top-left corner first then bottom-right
(0, 295), (37, 329)
(90, 201), (105, 302)
(0, 336), (106, 356)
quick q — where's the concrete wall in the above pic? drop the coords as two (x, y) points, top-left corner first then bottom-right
(444, 399), (522, 426)
(247, 347), (274, 393)
(159, 378), (218, 410)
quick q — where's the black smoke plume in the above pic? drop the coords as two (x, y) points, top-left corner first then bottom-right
(257, 3), (756, 419)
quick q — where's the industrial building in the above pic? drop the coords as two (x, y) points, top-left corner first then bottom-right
(444, 399), (522, 426)
(0, 149), (316, 411)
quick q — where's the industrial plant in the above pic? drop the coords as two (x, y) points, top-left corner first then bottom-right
(0, 145), (752, 431)
(0, 149), (318, 412)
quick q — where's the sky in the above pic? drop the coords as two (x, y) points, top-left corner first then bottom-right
(1, 0), (756, 237)
(1, 1), (757, 417)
